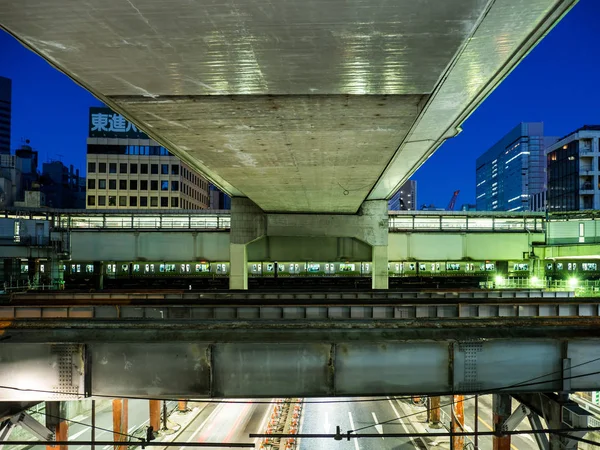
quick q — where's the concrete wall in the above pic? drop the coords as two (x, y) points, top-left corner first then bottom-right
(247, 236), (371, 261)
(547, 219), (600, 245)
(69, 230), (541, 262)
(388, 232), (544, 261)
(70, 231), (230, 261)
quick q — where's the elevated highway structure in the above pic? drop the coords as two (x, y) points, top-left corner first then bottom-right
(0, 0), (579, 289)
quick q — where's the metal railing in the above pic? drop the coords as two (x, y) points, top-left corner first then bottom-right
(486, 277), (600, 297)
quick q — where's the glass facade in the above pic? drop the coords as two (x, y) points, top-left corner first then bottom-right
(547, 141), (579, 211)
(475, 123), (549, 212)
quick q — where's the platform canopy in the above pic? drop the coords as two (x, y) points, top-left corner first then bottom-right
(0, 0), (576, 212)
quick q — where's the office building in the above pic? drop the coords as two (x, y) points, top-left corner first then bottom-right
(476, 122), (555, 212)
(41, 161), (86, 209)
(0, 76), (11, 154)
(546, 125), (600, 211)
(86, 107), (210, 210)
(209, 184), (231, 210)
(388, 180), (417, 210)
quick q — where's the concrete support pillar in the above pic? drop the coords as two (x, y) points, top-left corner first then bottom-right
(493, 394), (512, 450)
(51, 260), (64, 290)
(28, 258), (39, 285)
(452, 395), (464, 450)
(149, 400), (161, 432)
(229, 243), (248, 290)
(45, 401), (68, 450)
(429, 396), (441, 427)
(112, 399), (128, 450)
(178, 400), (188, 412)
(371, 245), (388, 289)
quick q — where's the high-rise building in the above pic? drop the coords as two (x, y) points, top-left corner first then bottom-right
(547, 125), (600, 212)
(475, 123), (554, 212)
(0, 76), (11, 154)
(209, 184), (231, 210)
(86, 107), (210, 209)
(388, 180), (417, 210)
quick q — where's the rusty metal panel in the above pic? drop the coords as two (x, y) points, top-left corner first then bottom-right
(335, 342), (451, 395)
(454, 340), (562, 392)
(0, 344), (85, 401)
(212, 343), (331, 397)
(90, 343), (211, 398)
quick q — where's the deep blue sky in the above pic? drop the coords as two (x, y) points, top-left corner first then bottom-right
(1, 0), (599, 207)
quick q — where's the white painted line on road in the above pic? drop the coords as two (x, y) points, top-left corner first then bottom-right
(324, 411), (331, 434)
(347, 411), (360, 450)
(69, 428), (89, 440)
(387, 397), (420, 449)
(371, 412), (384, 439)
(179, 403), (223, 450)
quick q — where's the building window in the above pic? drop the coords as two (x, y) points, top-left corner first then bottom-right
(120, 163), (127, 174)
(119, 180), (127, 190)
(171, 180), (179, 191)
(151, 164), (158, 174)
(109, 163), (117, 174)
(161, 197), (169, 207)
(109, 179), (117, 190)
(109, 196), (116, 206)
(140, 196), (148, 207)
(151, 197), (158, 207)
(87, 195), (95, 206)
(130, 196), (138, 207)
(140, 180), (148, 190)
(88, 162), (96, 173)
(130, 180), (138, 190)
(98, 195), (106, 206)
(161, 164), (169, 175)
(119, 196), (127, 207)
(99, 162), (107, 173)
(98, 179), (106, 189)
(151, 180), (158, 191)
(88, 179), (96, 189)
(141, 164), (148, 174)
(130, 163), (138, 174)
(171, 197), (179, 207)
(171, 164), (179, 175)
(161, 180), (169, 191)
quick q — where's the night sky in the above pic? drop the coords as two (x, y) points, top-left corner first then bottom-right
(1, 0), (599, 208)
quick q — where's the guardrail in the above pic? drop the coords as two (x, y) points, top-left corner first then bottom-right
(4, 295), (600, 322)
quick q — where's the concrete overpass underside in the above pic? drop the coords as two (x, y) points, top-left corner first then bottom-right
(0, 0), (577, 213)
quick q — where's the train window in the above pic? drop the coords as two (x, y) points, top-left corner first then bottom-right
(567, 263), (577, 271)
(485, 264), (495, 271)
(217, 264), (223, 273)
(266, 264), (274, 272)
(160, 264), (165, 273)
(447, 263), (460, 271)
(340, 264), (355, 272)
(133, 264), (140, 273)
(546, 263), (553, 271)
(361, 263), (370, 272)
(121, 264), (128, 273)
(40, 264), (45, 273)
(166, 264), (176, 273)
(195, 264), (209, 272)
(180, 264), (191, 273)
(557, 263), (563, 270)
(186, 264), (191, 272)
(419, 264), (426, 271)
(295, 264), (299, 272)
(409, 263), (415, 271)
(70, 264), (76, 273)
(60, 265), (66, 271)
(583, 263), (597, 271)
(308, 263), (320, 272)
(279, 264), (285, 271)
(86, 264), (94, 273)
(21, 264), (28, 273)
(513, 263), (528, 271)
(106, 264), (116, 274)
(145, 264), (155, 274)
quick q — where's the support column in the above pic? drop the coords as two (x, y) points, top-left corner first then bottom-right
(493, 394), (512, 450)
(229, 243), (248, 290)
(178, 400), (188, 412)
(45, 402), (68, 450)
(149, 400), (161, 432)
(27, 258), (39, 286)
(371, 245), (388, 289)
(452, 395), (464, 450)
(112, 399), (128, 450)
(429, 397), (441, 427)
